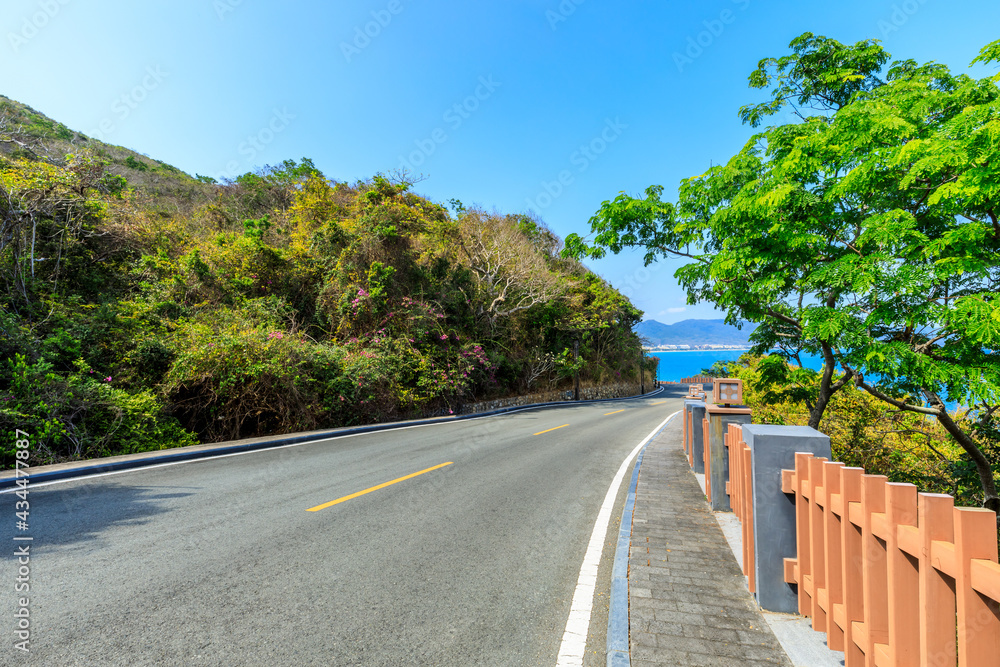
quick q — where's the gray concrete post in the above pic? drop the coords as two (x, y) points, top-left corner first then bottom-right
(741, 425), (831, 613)
(705, 405), (752, 512)
(686, 400), (707, 474)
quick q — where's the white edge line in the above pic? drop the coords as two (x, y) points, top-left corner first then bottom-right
(0, 398), (666, 493)
(555, 409), (680, 667)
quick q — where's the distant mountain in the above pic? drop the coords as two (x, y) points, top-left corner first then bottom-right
(635, 319), (757, 347)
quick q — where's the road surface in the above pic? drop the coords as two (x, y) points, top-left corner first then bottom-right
(3, 390), (684, 666)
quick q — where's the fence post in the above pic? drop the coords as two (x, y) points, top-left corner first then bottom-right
(886, 483), (920, 663)
(685, 400), (707, 473)
(809, 456), (829, 633)
(682, 384), (702, 461)
(741, 424), (831, 614)
(705, 404), (751, 511)
(861, 474), (889, 663)
(918, 493), (956, 667)
(823, 461), (847, 651)
(840, 467), (866, 666)
(954, 507), (1000, 666)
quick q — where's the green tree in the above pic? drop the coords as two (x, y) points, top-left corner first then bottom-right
(565, 34), (1000, 510)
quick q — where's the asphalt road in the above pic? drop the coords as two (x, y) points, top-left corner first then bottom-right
(2, 389), (685, 666)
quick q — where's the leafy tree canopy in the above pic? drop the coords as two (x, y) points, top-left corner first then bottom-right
(565, 33), (1000, 509)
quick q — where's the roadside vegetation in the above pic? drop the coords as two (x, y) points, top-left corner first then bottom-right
(567, 35), (1000, 510)
(703, 354), (996, 510)
(0, 95), (650, 467)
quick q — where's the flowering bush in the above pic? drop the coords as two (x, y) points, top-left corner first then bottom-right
(0, 355), (197, 466)
(163, 309), (320, 442)
(0, 141), (646, 465)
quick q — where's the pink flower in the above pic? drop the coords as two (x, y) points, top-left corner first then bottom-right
(105, 377), (112, 382)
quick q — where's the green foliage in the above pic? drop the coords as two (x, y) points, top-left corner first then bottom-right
(973, 39), (1000, 81)
(0, 354), (197, 466)
(727, 355), (997, 507)
(739, 32), (890, 126)
(0, 98), (646, 464)
(242, 215), (272, 243)
(565, 32), (1000, 507)
(124, 155), (148, 171)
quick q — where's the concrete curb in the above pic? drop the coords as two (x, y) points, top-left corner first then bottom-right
(0, 386), (665, 490)
(606, 411), (677, 667)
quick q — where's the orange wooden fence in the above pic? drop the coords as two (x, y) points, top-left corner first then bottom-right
(725, 423), (1000, 666)
(683, 385), (702, 467)
(703, 416), (711, 502)
(727, 423), (755, 594)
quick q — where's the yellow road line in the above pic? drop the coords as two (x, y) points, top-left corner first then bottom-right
(306, 462), (453, 512)
(650, 401), (667, 405)
(534, 424), (570, 436)
(604, 409), (625, 416)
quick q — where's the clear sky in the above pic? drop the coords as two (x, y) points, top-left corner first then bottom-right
(3, 0), (998, 324)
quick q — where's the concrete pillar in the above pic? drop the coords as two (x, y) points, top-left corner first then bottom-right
(705, 405), (752, 512)
(742, 425), (831, 613)
(686, 400), (707, 473)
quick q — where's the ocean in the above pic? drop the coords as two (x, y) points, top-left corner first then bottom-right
(650, 349), (962, 412)
(648, 349), (788, 382)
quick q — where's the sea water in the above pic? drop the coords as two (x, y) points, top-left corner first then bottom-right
(647, 349), (803, 382)
(650, 350), (961, 412)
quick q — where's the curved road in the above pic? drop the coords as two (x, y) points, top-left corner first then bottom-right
(3, 391), (684, 666)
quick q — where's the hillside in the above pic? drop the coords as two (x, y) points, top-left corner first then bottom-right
(0, 94), (215, 211)
(0, 96), (652, 467)
(635, 318), (757, 347)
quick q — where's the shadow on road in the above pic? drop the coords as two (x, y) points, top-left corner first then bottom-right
(0, 482), (198, 556)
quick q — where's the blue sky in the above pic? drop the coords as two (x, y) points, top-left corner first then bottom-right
(3, 0), (998, 324)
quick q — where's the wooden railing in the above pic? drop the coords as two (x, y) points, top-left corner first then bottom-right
(727, 423), (755, 594)
(723, 422), (1000, 666)
(703, 416), (711, 501)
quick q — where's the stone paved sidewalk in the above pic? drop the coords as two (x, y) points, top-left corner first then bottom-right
(628, 417), (793, 666)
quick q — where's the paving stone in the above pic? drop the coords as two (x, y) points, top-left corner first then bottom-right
(628, 418), (793, 666)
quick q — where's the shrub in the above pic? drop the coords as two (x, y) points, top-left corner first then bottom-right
(0, 355), (197, 466)
(124, 155), (148, 171)
(726, 354), (991, 506)
(163, 311), (321, 441)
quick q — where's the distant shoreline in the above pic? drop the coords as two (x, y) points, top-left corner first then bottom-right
(644, 348), (751, 353)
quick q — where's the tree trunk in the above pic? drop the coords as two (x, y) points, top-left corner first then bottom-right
(639, 348), (645, 395)
(573, 337), (580, 401)
(854, 376), (1000, 515)
(933, 399), (1000, 514)
(809, 341), (845, 430)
